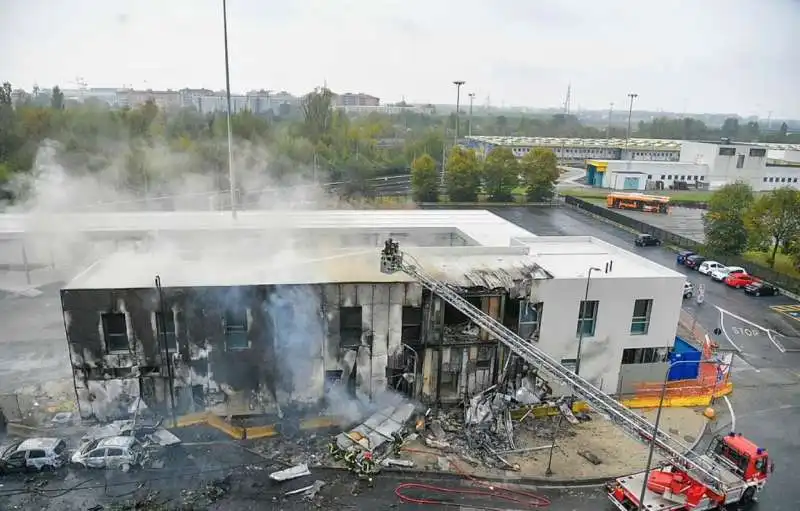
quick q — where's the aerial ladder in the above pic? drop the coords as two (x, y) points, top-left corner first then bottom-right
(380, 240), (772, 510)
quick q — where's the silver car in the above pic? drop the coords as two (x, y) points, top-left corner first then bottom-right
(0, 438), (68, 473)
(71, 436), (142, 472)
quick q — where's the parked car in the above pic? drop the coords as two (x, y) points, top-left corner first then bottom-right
(698, 260), (725, 276)
(744, 281), (779, 297)
(725, 273), (757, 289)
(684, 255), (707, 270)
(683, 281), (694, 299)
(677, 250), (695, 265)
(710, 266), (746, 282)
(0, 438), (68, 474)
(71, 436), (143, 472)
(635, 234), (661, 247)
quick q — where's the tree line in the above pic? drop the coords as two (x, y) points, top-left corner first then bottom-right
(704, 183), (800, 269)
(410, 146), (559, 203)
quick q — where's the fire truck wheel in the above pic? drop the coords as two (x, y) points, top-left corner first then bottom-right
(741, 486), (755, 503)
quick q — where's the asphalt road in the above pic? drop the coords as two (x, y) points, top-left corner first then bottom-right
(490, 205), (800, 510)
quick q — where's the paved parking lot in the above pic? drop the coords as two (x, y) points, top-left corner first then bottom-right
(607, 205), (706, 242)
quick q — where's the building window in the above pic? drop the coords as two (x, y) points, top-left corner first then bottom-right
(401, 306), (422, 342)
(660, 175), (665, 180)
(736, 154), (745, 169)
(340, 306), (363, 347)
(667, 175), (672, 180)
(224, 308), (248, 349)
(560, 358), (577, 372)
(155, 311), (177, 350)
(576, 300), (599, 337)
(700, 176), (705, 181)
(749, 148), (766, 157)
(781, 177), (786, 183)
(763, 177), (768, 182)
(621, 347), (669, 364)
(630, 299), (653, 335)
(519, 301), (543, 341)
(794, 178), (798, 183)
(694, 176), (699, 181)
(719, 147), (736, 156)
(102, 312), (128, 352)
(647, 174), (652, 179)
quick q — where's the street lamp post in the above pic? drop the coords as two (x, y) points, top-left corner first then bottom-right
(637, 358), (725, 511)
(453, 81), (465, 148)
(222, 0), (237, 219)
(625, 93), (638, 159)
(575, 267), (602, 376)
(468, 93), (476, 137)
(606, 102), (614, 141)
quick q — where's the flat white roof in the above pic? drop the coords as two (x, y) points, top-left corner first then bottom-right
(63, 230), (683, 290)
(467, 136), (800, 152)
(0, 209), (532, 247)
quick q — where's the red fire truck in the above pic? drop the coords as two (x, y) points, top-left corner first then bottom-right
(608, 432), (773, 510)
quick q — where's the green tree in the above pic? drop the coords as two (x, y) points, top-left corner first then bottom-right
(410, 153), (438, 202)
(520, 148), (559, 201)
(744, 188), (800, 267)
(301, 87), (333, 144)
(50, 86), (64, 110)
(482, 146), (518, 202)
(444, 146), (481, 202)
(703, 182), (754, 255)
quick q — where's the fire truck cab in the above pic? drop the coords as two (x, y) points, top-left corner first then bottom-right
(608, 432), (772, 510)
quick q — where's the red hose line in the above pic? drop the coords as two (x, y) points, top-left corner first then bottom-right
(395, 447), (552, 508)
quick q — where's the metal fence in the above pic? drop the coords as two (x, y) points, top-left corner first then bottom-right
(564, 195), (800, 295)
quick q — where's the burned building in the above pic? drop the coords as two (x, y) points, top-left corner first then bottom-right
(57, 210), (686, 420)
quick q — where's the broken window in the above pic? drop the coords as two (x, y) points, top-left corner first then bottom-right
(102, 312), (129, 352)
(401, 306), (422, 342)
(340, 306), (363, 347)
(560, 358), (577, 372)
(519, 301), (543, 341)
(576, 300), (599, 337)
(224, 308), (248, 350)
(630, 299), (653, 335)
(156, 311), (177, 351)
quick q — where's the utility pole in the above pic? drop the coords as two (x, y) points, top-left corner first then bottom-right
(625, 93), (638, 159)
(606, 102), (614, 140)
(468, 93), (476, 137)
(452, 81), (465, 148)
(222, 0), (237, 219)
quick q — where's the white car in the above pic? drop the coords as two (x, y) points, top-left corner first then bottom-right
(698, 261), (725, 276)
(683, 281), (694, 299)
(71, 436), (143, 472)
(711, 266), (746, 282)
(0, 438), (68, 473)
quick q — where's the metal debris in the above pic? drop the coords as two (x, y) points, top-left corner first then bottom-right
(270, 463), (311, 482)
(382, 458), (414, 468)
(285, 479), (325, 499)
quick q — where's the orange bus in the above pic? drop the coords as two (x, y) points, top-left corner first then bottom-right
(606, 192), (670, 214)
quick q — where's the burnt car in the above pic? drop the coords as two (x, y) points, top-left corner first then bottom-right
(744, 281), (779, 297)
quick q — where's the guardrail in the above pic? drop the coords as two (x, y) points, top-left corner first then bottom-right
(563, 195), (800, 295)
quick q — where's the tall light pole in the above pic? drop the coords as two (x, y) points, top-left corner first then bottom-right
(453, 81), (465, 148)
(468, 92), (476, 137)
(606, 102), (614, 141)
(637, 358), (725, 511)
(575, 266), (602, 376)
(222, 0), (237, 219)
(625, 93), (638, 159)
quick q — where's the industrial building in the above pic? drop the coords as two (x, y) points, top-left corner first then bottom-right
(463, 136), (682, 164)
(52, 210), (685, 420)
(585, 141), (800, 191)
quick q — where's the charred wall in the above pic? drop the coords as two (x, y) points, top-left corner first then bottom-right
(61, 281), (424, 419)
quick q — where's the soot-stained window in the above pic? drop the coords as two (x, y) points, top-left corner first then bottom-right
(224, 308), (248, 350)
(102, 312), (128, 352)
(340, 306), (363, 347)
(401, 306), (422, 342)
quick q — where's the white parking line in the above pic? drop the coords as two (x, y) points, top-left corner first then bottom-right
(717, 307), (743, 353)
(715, 306), (787, 354)
(724, 395), (736, 432)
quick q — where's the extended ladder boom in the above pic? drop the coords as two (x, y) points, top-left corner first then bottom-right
(380, 243), (728, 494)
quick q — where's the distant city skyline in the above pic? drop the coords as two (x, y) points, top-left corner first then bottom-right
(2, 0), (798, 117)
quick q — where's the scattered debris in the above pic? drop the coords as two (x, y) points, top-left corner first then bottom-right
(270, 463), (311, 482)
(382, 458), (414, 468)
(578, 450), (603, 465)
(285, 479), (325, 500)
(180, 476), (231, 508)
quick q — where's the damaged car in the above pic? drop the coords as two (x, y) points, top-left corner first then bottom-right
(71, 436), (143, 472)
(0, 438), (69, 474)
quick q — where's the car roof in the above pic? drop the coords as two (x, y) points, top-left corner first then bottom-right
(638, 233), (652, 237)
(688, 254), (705, 259)
(727, 266), (745, 272)
(97, 436), (136, 449)
(18, 438), (63, 451)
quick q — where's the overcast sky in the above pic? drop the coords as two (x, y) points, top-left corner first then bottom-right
(2, 0), (799, 117)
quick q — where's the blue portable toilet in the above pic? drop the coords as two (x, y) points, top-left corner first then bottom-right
(668, 337), (701, 381)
